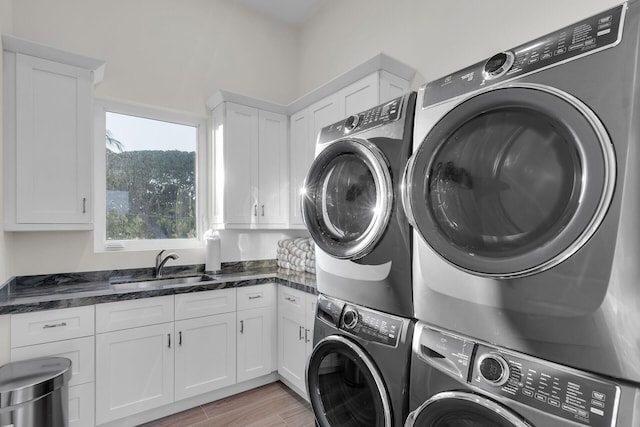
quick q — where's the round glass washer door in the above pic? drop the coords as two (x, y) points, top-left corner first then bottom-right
(306, 335), (392, 427)
(405, 391), (532, 427)
(403, 84), (615, 278)
(302, 138), (392, 260)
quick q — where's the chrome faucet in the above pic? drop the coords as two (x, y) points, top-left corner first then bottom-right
(155, 250), (179, 278)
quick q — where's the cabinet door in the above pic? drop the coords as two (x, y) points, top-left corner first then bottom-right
(308, 93), (343, 149)
(341, 72), (380, 116)
(11, 336), (94, 387)
(289, 108), (310, 227)
(174, 313), (236, 401)
(237, 306), (276, 383)
(69, 382), (95, 427)
(379, 70), (412, 103)
(225, 102), (259, 225)
(95, 323), (174, 424)
(14, 54), (92, 226)
(257, 110), (288, 225)
(278, 309), (307, 393)
(305, 293), (317, 358)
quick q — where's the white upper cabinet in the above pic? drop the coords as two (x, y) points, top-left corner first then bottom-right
(209, 53), (414, 229)
(210, 97), (288, 229)
(2, 35), (105, 231)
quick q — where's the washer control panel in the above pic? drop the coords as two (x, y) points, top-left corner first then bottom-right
(320, 95), (404, 141)
(423, 4), (624, 107)
(472, 344), (620, 427)
(339, 304), (403, 347)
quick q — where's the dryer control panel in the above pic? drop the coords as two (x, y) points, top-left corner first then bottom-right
(339, 304), (404, 348)
(423, 4), (624, 107)
(472, 344), (620, 427)
(320, 95), (404, 140)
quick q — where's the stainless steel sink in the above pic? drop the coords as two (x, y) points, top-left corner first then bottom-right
(110, 275), (215, 291)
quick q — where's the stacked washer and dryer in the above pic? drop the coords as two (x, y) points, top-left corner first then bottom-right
(402, 2), (640, 426)
(302, 93), (417, 426)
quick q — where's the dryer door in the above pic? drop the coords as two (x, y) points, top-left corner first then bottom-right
(403, 84), (615, 278)
(405, 391), (533, 427)
(306, 335), (392, 427)
(302, 138), (392, 260)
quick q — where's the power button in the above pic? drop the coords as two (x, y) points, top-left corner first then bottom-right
(482, 51), (515, 80)
(344, 114), (360, 133)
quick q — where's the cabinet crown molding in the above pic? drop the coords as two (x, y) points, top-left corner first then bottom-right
(2, 34), (106, 85)
(207, 52), (416, 115)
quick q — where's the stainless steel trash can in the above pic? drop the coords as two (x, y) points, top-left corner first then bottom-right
(0, 357), (72, 427)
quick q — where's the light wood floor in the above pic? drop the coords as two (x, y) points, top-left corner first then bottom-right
(139, 382), (316, 427)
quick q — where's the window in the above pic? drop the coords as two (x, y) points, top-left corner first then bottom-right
(95, 100), (207, 251)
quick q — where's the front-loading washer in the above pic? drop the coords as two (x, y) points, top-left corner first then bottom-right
(402, 1), (640, 385)
(306, 294), (414, 427)
(405, 322), (640, 427)
(302, 92), (416, 317)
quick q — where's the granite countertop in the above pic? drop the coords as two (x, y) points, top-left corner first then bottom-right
(0, 261), (316, 315)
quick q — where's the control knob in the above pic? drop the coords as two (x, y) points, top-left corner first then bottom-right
(342, 307), (359, 330)
(478, 353), (510, 386)
(482, 51), (515, 80)
(344, 114), (361, 132)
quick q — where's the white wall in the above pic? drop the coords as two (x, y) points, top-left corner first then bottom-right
(297, 0), (622, 94)
(4, 0), (304, 276)
(11, 0), (299, 115)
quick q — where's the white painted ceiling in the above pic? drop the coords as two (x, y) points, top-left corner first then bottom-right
(237, 0), (326, 25)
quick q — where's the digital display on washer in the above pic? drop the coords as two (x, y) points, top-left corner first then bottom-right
(423, 4), (624, 107)
(471, 344), (620, 427)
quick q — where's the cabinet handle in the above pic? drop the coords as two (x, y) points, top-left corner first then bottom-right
(261, 205), (265, 216)
(240, 320), (244, 334)
(285, 297), (297, 303)
(82, 197), (86, 214)
(168, 333), (171, 348)
(253, 204), (258, 216)
(248, 295), (262, 300)
(43, 322), (67, 329)
(299, 325), (304, 340)
(179, 331), (182, 346)
(305, 328), (310, 343)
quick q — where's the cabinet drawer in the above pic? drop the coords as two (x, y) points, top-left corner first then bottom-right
(237, 283), (276, 311)
(175, 288), (236, 320)
(11, 335), (95, 387)
(278, 286), (306, 317)
(69, 381), (95, 427)
(11, 305), (94, 347)
(96, 295), (174, 333)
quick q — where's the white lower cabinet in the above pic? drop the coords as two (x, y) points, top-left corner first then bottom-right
(8, 284), (304, 426)
(277, 285), (316, 397)
(10, 306), (96, 427)
(237, 284), (277, 383)
(94, 285), (278, 425)
(174, 312), (236, 400)
(95, 322), (174, 424)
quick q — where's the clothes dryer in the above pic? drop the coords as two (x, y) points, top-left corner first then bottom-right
(403, 2), (640, 384)
(306, 294), (414, 427)
(405, 322), (640, 427)
(303, 93), (416, 317)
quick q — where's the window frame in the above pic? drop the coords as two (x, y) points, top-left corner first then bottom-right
(94, 98), (208, 252)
